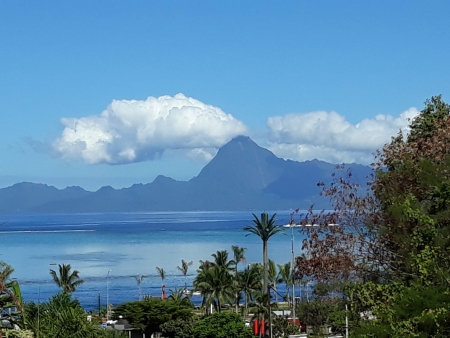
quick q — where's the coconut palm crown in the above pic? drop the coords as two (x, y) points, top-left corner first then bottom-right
(49, 264), (84, 293)
(177, 259), (193, 289)
(156, 267), (166, 281)
(243, 212), (284, 291)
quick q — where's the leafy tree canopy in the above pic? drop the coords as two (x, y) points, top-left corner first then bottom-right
(25, 292), (103, 338)
(113, 298), (194, 337)
(192, 312), (253, 338)
(293, 95), (450, 336)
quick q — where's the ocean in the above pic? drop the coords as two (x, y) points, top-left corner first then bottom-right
(0, 211), (304, 311)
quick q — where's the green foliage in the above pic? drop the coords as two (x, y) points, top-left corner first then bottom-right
(113, 298), (194, 337)
(101, 331), (128, 338)
(297, 300), (334, 336)
(330, 96), (450, 336)
(272, 317), (300, 338)
(4, 330), (33, 338)
(177, 259), (193, 289)
(25, 292), (103, 338)
(244, 212), (284, 291)
(49, 263), (84, 293)
(160, 318), (194, 338)
(353, 283), (450, 337)
(0, 262), (25, 330)
(237, 264), (262, 311)
(408, 95), (450, 142)
(192, 312), (252, 338)
(193, 265), (234, 313)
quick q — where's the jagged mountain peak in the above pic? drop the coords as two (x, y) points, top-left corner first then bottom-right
(0, 137), (372, 213)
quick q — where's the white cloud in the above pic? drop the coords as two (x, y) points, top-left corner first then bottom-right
(52, 94), (248, 164)
(266, 107), (419, 164)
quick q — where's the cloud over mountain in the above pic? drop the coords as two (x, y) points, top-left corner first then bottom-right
(52, 94), (248, 164)
(49, 92), (421, 167)
(266, 107), (419, 164)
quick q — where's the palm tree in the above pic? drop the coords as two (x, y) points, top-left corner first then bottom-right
(277, 262), (292, 305)
(156, 266), (166, 282)
(197, 259), (213, 273)
(156, 267), (166, 300)
(194, 265), (234, 313)
(168, 288), (192, 306)
(231, 245), (246, 275)
(49, 264), (84, 293)
(211, 250), (234, 273)
(243, 212), (284, 291)
(0, 262), (14, 282)
(237, 264), (262, 313)
(231, 246), (246, 313)
(0, 262), (23, 338)
(268, 259), (282, 303)
(249, 290), (276, 338)
(134, 274), (146, 300)
(25, 292), (101, 338)
(177, 259), (193, 290)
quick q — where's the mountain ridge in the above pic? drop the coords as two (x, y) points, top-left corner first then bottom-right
(0, 136), (372, 213)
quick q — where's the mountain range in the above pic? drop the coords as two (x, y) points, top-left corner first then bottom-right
(0, 136), (372, 214)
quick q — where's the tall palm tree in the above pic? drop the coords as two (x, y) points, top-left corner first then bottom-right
(231, 246), (246, 313)
(177, 259), (193, 290)
(243, 212), (284, 291)
(134, 274), (146, 301)
(156, 267), (166, 300)
(49, 264), (84, 293)
(231, 245), (246, 277)
(156, 266), (166, 282)
(277, 262), (292, 305)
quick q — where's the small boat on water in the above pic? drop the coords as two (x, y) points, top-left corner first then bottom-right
(182, 289), (201, 296)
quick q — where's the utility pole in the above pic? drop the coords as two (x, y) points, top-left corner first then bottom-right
(345, 304), (349, 338)
(268, 283), (273, 338)
(291, 223), (296, 326)
(106, 269), (112, 320)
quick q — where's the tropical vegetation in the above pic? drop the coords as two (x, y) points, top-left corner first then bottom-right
(49, 263), (84, 293)
(4, 95), (449, 337)
(291, 95), (450, 337)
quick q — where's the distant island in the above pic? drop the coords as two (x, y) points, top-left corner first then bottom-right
(0, 136), (371, 214)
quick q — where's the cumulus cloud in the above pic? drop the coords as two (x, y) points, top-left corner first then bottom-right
(266, 107), (419, 164)
(52, 94), (248, 164)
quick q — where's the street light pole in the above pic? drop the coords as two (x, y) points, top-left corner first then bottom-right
(106, 269), (112, 320)
(291, 223), (296, 326)
(37, 284), (40, 338)
(267, 283), (272, 338)
(45, 263), (57, 338)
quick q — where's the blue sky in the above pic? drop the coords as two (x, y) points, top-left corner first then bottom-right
(1, 1), (449, 191)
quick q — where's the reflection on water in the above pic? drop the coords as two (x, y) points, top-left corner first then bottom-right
(0, 211), (301, 309)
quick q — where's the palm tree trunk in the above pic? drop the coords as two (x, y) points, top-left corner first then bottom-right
(263, 240), (268, 291)
(235, 268), (239, 314)
(286, 283), (290, 306)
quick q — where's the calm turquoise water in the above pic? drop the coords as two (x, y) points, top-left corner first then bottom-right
(0, 211), (304, 310)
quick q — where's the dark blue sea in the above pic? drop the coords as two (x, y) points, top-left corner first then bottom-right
(0, 211), (305, 310)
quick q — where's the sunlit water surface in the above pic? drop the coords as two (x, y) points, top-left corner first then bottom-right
(0, 211), (305, 310)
